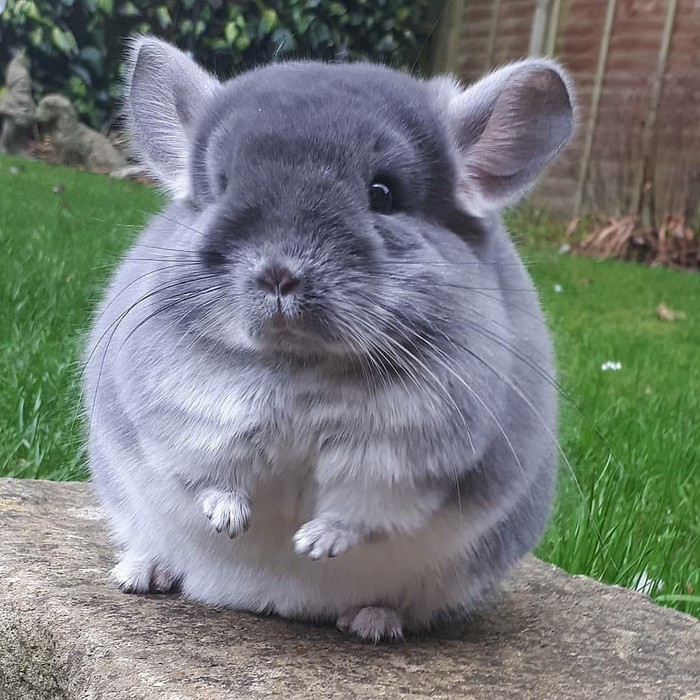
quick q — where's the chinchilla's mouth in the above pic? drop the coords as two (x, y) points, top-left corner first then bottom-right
(264, 311), (304, 334)
(256, 314), (316, 346)
(252, 314), (356, 358)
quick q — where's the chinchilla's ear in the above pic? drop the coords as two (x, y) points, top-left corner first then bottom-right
(124, 35), (221, 198)
(431, 59), (574, 215)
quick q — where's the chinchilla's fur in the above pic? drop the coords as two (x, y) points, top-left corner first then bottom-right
(84, 36), (574, 642)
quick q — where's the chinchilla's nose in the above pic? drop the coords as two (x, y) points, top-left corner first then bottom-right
(256, 263), (300, 297)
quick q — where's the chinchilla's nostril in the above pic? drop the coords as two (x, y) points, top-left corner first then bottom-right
(256, 263), (300, 296)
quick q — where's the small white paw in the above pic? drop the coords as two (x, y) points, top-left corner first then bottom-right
(110, 556), (178, 594)
(336, 606), (404, 643)
(293, 517), (361, 559)
(198, 488), (251, 539)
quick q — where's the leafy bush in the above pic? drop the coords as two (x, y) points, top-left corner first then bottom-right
(0, 0), (436, 131)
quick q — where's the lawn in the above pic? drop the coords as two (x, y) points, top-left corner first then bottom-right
(1, 155), (697, 618)
(0, 156), (162, 481)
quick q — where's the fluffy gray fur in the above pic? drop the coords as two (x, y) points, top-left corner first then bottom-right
(84, 36), (574, 642)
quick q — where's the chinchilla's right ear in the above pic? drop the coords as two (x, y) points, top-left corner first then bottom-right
(124, 35), (221, 199)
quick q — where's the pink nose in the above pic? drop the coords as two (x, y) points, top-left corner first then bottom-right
(256, 264), (300, 296)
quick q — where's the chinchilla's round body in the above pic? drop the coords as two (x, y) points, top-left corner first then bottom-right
(84, 37), (574, 641)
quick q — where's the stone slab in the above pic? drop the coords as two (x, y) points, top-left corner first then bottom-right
(0, 478), (697, 699)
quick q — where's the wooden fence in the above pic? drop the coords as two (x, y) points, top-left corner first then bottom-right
(431, 0), (700, 223)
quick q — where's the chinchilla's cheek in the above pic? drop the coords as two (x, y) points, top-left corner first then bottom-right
(83, 35), (571, 643)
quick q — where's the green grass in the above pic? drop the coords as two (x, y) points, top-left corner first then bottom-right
(0, 156), (162, 480)
(1, 156), (697, 617)
(507, 209), (700, 617)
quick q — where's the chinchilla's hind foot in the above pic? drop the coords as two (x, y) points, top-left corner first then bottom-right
(336, 606), (404, 643)
(110, 551), (180, 594)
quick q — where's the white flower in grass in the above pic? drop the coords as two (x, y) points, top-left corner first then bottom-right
(601, 361), (622, 371)
(633, 569), (663, 595)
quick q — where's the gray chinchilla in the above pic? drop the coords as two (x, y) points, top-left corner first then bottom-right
(84, 36), (574, 642)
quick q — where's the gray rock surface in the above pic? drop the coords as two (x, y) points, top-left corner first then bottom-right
(0, 478), (697, 700)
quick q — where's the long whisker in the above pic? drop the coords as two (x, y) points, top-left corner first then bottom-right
(369, 313), (476, 451)
(112, 284), (229, 361)
(382, 272), (545, 322)
(70, 262), (212, 433)
(338, 301), (483, 515)
(83, 272), (222, 428)
(379, 259), (545, 267)
(90, 262), (202, 325)
(151, 211), (210, 240)
(357, 312), (472, 513)
(438, 331), (620, 574)
(360, 317), (443, 416)
(364, 285), (619, 571)
(401, 326), (535, 520)
(358, 302), (530, 511)
(143, 286), (231, 364)
(84, 271), (223, 375)
(417, 290), (624, 476)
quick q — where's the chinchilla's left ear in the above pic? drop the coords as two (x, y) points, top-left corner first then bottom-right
(124, 35), (221, 198)
(430, 59), (575, 215)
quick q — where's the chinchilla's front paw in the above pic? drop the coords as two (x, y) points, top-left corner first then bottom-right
(293, 517), (363, 559)
(198, 488), (251, 539)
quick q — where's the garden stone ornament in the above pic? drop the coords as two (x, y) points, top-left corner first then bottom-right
(0, 52), (35, 156)
(35, 94), (127, 172)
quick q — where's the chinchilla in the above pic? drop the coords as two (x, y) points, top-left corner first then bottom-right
(84, 35), (574, 642)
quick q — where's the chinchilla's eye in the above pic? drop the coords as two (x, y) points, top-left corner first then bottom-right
(369, 181), (393, 215)
(218, 172), (229, 195)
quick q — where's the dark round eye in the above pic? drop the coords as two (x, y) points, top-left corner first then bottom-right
(369, 182), (393, 215)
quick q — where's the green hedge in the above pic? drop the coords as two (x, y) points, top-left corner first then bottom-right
(0, 0), (436, 131)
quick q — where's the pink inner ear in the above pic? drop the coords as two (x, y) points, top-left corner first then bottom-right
(452, 62), (574, 208)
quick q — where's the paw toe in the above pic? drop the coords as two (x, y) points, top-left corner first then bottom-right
(199, 489), (250, 538)
(336, 607), (404, 643)
(293, 518), (359, 559)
